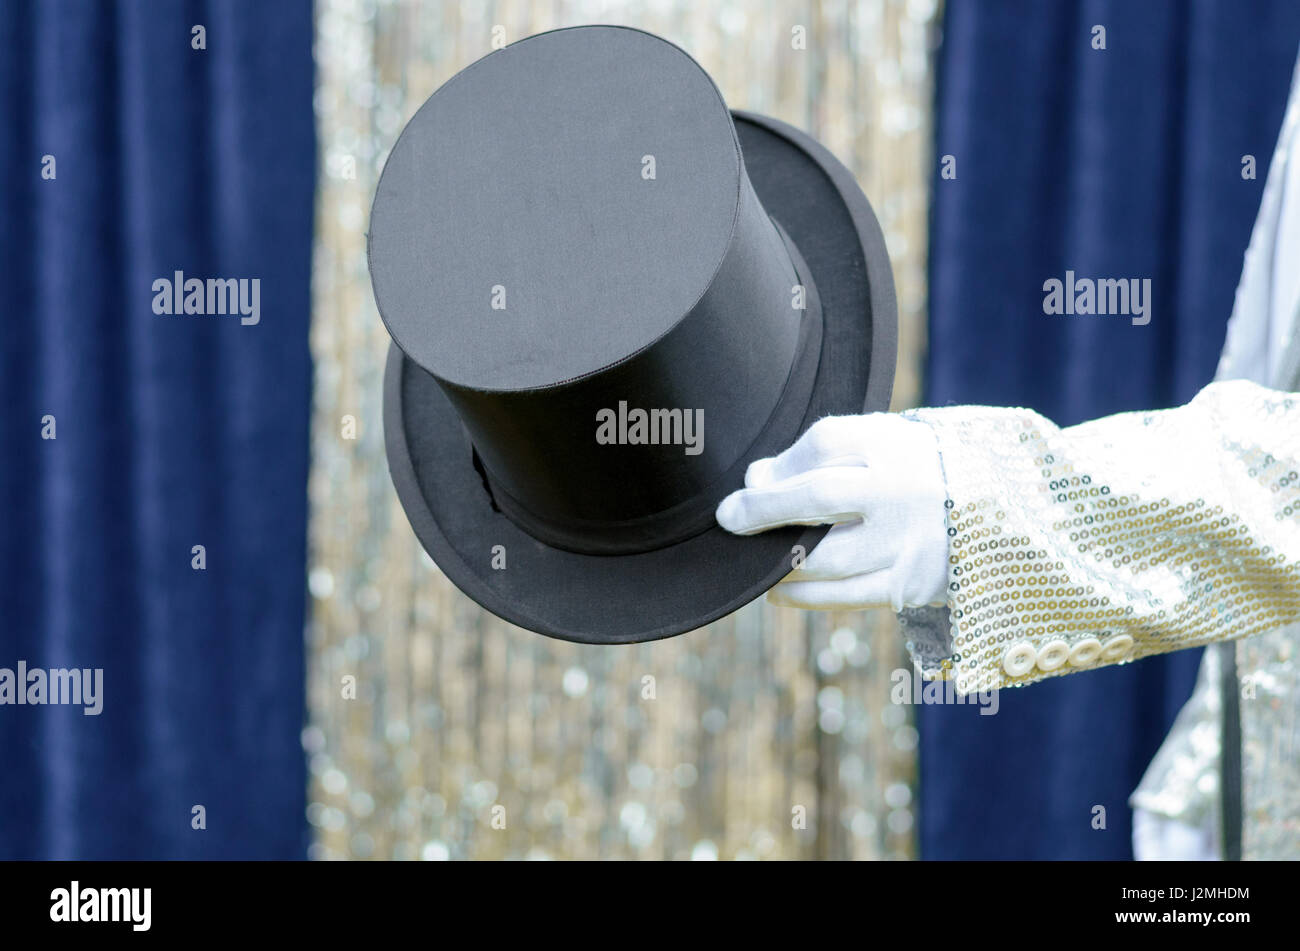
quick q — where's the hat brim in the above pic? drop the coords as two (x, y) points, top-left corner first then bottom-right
(383, 111), (897, 644)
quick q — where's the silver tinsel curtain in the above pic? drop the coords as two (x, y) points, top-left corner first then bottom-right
(307, 0), (938, 860)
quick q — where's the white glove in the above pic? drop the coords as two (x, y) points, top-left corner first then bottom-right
(715, 413), (950, 611)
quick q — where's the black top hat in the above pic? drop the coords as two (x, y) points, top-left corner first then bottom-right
(369, 25), (896, 644)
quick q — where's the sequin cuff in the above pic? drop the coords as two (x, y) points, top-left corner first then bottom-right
(899, 380), (1300, 694)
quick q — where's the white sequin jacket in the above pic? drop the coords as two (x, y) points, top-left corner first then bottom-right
(898, 381), (1298, 693)
(900, 48), (1300, 859)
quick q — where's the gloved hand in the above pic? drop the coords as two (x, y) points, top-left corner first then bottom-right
(715, 412), (950, 611)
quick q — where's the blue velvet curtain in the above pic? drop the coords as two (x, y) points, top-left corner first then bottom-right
(922, 0), (1300, 858)
(0, 1), (314, 859)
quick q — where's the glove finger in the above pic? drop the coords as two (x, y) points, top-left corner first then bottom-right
(784, 520), (893, 581)
(766, 569), (896, 611)
(744, 415), (873, 488)
(716, 467), (873, 536)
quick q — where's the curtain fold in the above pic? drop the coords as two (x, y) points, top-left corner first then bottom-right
(0, 0), (314, 859)
(921, 0), (1300, 859)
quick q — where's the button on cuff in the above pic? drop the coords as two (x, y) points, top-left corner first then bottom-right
(1036, 639), (1070, 671)
(1100, 634), (1135, 662)
(1002, 642), (1037, 678)
(1068, 638), (1103, 667)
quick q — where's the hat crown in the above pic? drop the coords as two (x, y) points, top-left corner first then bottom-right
(369, 26), (743, 392)
(371, 26), (825, 555)
(375, 25), (897, 637)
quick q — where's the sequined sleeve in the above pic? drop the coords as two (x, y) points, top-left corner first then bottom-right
(897, 379), (1300, 694)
